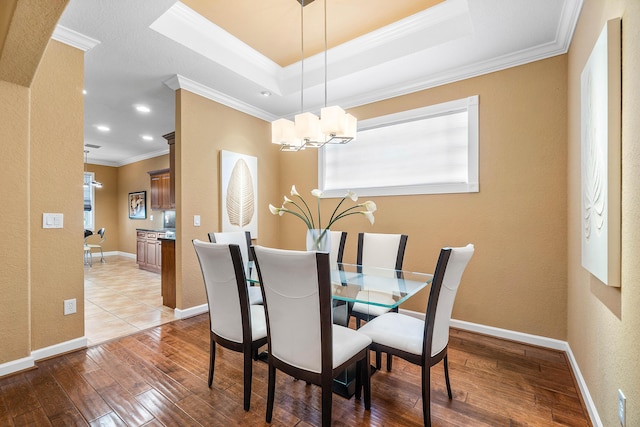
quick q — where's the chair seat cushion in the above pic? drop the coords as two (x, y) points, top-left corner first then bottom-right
(351, 290), (395, 318)
(247, 286), (263, 305)
(249, 305), (267, 341)
(332, 325), (372, 369)
(357, 312), (423, 356)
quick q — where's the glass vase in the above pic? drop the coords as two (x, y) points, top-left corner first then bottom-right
(306, 229), (331, 252)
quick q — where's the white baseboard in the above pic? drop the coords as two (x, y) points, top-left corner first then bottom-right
(31, 337), (87, 362)
(0, 356), (34, 377)
(174, 303), (208, 319)
(0, 337), (87, 378)
(398, 309), (601, 427)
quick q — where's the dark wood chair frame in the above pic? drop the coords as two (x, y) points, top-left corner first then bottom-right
(194, 242), (267, 411)
(368, 248), (453, 427)
(251, 248), (371, 427)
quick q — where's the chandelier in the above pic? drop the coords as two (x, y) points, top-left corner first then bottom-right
(84, 150), (103, 188)
(271, 0), (357, 151)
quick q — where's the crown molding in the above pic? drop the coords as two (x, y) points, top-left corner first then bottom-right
(164, 74), (278, 122)
(115, 148), (171, 167)
(52, 25), (100, 52)
(150, 1), (282, 95)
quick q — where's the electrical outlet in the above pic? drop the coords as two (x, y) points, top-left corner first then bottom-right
(64, 298), (76, 315)
(618, 389), (626, 426)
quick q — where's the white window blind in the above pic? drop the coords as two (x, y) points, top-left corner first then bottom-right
(319, 96), (479, 197)
(83, 172), (95, 230)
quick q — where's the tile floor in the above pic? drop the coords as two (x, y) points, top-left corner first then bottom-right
(84, 255), (177, 346)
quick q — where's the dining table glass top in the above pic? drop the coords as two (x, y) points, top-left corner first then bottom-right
(246, 262), (432, 309)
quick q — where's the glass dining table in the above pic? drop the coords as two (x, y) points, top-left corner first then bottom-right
(246, 262), (433, 398)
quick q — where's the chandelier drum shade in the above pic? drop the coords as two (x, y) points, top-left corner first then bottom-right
(271, 0), (357, 151)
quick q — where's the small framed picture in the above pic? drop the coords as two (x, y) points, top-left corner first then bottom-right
(129, 191), (147, 219)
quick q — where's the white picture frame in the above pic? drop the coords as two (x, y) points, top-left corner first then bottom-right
(580, 18), (621, 287)
(220, 150), (258, 237)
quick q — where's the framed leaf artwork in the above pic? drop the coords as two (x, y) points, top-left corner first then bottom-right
(220, 150), (258, 237)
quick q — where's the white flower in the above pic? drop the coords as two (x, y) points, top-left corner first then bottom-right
(361, 200), (377, 212)
(270, 186), (377, 230)
(361, 211), (375, 225)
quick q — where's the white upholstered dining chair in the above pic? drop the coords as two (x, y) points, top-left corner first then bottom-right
(251, 245), (372, 427)
(192, 239), (267, 411)
(208, 231), (262, 305)
(358, 243), (474, 427)
(349, 232), (407, 369)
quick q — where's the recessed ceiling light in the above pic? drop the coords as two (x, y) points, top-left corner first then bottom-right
(142, 135), (154, 141)
(260, 91), (272, 97)
(135, 105), (151, 113)
(96, 125), (110, 132)
(82, 89), (87, 95)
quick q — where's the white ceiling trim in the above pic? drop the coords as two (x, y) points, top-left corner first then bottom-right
(52, 25), (100, 52)
(150, 2), (283, 95)
(163, 74), (278, 122)
(110, 148), (171, 167)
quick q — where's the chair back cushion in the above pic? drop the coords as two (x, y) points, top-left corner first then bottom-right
(193, 240), (245, 343)
(357, 232), (407, 277)
(209, 231), (251, 263)
(252, 246), (330, 373)
(329, 231), (346, 270)
(430, 244), (474, 356)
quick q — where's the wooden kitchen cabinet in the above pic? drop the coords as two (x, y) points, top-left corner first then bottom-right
(148, 132), (176, 211)
(136, 230), (163, 273)
(149, 169), (171, 210)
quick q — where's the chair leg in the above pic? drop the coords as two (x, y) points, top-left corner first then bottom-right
(266, 365), (276, 423)
(422, 364), (431, 427)
(386, 353), (393, 371)
(376, 350), (382, 370)
(363, 351), (371, 410)
(444, 354), (452, 399)
(208, 338), (215, 387)
(243, 349), (252, 411)
(99, 247), (105, 263)
(321, 377), (333, 427)
(355, 360), (362, 400)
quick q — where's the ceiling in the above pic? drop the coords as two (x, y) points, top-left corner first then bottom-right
(55, 0), (583, 166)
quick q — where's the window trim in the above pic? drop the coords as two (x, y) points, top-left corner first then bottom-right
(318, 95), (479, 198)
(84, 172), (96, 231)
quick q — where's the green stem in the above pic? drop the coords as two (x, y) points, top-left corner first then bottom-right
(326, 206), (361, 229)
(288, 200), (313, 228)
(280, 208), (312, 229)
(328, 197), (347, 226)
(296, 195), (315, 229)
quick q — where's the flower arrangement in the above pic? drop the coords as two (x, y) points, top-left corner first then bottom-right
(269, 185), (377, 251)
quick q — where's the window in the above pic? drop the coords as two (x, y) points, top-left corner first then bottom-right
(83, 172), (95, 230)
(319, 96), (479, 197)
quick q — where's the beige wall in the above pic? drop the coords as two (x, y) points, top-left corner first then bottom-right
(175, 89), (281, 309)
(29, 40), (85, 350)
(86, 164), (119, 252)
(278, 55), (569, 340)
(567, 0), (640, 425)
(117, 155), (169, 254)
(0, 81), (31, 363)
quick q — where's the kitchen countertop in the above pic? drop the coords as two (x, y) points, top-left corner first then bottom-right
(136, 228), (175, 233)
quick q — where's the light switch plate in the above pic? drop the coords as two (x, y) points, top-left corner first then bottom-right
(43, 213), (64, 228)
(194, 215), (201, 226)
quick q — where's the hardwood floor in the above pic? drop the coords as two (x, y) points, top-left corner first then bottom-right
(0, 314), (591, 426)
